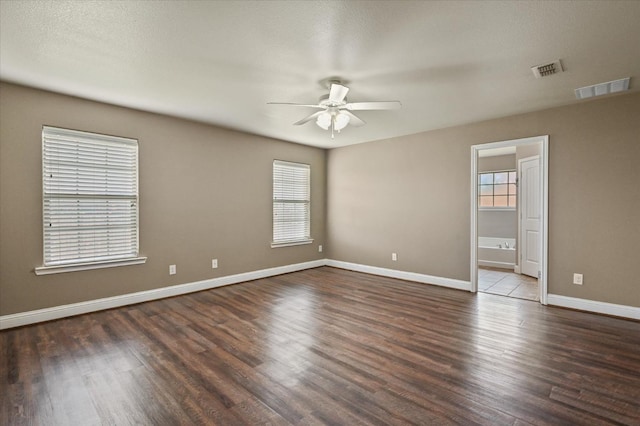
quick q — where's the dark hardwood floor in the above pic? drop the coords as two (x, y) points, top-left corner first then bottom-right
(2, 266), (639, 425)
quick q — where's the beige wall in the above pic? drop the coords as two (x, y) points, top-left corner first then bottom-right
(478, 154), (517, 239)
(478, 211), (517, 239)
(2, 82), (638, 316)
(327, 92), (640, 307)
(516, 143), (542, 162)
(0, 83), (326, 316)
(478, 154), (516, 173)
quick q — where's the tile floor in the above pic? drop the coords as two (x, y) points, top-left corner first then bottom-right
(478, 267), (539, 301)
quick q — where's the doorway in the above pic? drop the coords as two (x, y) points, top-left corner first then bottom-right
(470, 136), (549, 304)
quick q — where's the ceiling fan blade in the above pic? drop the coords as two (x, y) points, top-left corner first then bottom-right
(341, 110), (366, 127)
(293, 110), (325, 125)
(344, 101), (402, 111)
(329, 84), (350, 103)
(267, 102), (324, 108)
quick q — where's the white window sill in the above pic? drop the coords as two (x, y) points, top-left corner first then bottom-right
(271, 239), (314, 248)
(35, 257), (147, 276)
(478, 207), (516, 212)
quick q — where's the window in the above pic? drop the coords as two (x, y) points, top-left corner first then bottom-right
(479, 170), (517, 208)
(36, 126), (145, 275)
(272, 160), (312, 247)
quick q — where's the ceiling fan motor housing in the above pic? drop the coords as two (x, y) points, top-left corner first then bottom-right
(319, 94), (346, 108)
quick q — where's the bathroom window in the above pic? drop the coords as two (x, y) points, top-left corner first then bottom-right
(479, 170), (517, 208)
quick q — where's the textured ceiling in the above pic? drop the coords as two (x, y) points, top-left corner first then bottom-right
(1, 1), (639, 149)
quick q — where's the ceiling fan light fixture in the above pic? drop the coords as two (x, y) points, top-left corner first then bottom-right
(316, 112), (331, 130)
(334, 112), (350, 131)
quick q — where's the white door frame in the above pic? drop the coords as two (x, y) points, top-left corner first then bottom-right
(470, 136), (549, 305)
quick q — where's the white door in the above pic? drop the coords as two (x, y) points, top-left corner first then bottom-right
(520, 156), (540, 278)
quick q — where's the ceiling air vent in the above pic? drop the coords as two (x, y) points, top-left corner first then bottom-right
(531, 60), (563, 78)
(575, 77), (630, 100)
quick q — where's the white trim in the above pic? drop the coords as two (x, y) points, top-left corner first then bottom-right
(271, 239), (314, 248)
(471, 135), (549, 304)
(6, 258), (637, 329)
(470, 150), (478, 292)
(547, 294), (640, 320)
(326, 260), (471, 291)
(0, 259), (325, 330)
(1, 258), (506, 330)
(273, 159), (310, 169)
(477, 260), (515, 270)
(478, 207), (516, 212)
(35, 257), (147, 275)
(540, 139), (549, 305)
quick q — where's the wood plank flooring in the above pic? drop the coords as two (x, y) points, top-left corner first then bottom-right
(2, 266), (639, 425)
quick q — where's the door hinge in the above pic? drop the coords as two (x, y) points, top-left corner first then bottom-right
(538, 271), (541, 279)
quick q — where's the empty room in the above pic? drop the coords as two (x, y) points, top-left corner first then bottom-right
(1, 1), (639, 425)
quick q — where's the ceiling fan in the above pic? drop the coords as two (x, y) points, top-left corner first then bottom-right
(268, 82), (401, 138)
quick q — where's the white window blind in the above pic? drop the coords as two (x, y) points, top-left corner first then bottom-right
(41, 126), (140, 267)
(272, 160), (311, 246)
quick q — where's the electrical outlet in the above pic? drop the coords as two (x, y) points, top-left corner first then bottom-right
(318, 245), (323, 253)
(573, 273), (583, 285)
(392, 253), (397, 261)
(212, 259), (218, 269)
(169, 264), (176, 275)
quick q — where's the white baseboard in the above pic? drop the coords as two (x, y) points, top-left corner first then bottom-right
(326, 260), (471, 292)
(547, 294), (640, 320)
(9, 258), (635, 328)
(0, 259), (325, 330)
(478, 260), (515, 270)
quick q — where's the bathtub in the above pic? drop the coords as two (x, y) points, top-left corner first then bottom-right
(478, 237), (516, 269)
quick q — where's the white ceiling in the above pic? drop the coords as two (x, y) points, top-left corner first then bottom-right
(1, 1), (639, 149)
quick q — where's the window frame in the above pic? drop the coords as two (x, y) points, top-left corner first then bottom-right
(35, 126), (146, 275)
(271, 160), (313, 248)
(478, 169), (517, 211)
